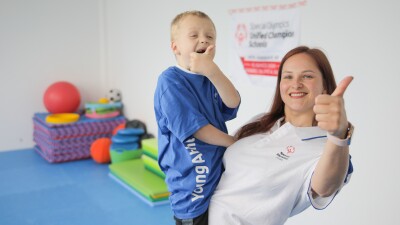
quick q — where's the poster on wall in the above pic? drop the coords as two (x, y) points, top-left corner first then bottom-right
(229, 1), (306, 87)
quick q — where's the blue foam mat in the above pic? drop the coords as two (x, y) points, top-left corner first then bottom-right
(0, 148), (174, 225)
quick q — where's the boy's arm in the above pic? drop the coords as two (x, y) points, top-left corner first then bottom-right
(193, 124), (235, 148)
(206, 65), (241, 109)
(189, 45), (240, 108)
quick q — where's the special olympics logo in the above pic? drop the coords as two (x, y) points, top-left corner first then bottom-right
(235, 23), (247, 46)
(286, 146), (295, 154)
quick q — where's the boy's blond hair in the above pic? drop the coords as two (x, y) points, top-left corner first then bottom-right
(170, 10), (216, 41)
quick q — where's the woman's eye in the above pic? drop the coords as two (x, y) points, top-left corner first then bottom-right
(282, 75), (292, 79)
(303, 75), (313, 79)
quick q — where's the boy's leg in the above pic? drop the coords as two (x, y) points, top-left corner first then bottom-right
(193, 210), (208, 225)
(174, 210), (208, 225)
(174, 216), (194, 225)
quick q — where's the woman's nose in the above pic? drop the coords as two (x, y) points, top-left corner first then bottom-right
(292, 78), (303, 89)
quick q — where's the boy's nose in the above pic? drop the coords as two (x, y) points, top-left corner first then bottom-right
(200, 36), (209, 44)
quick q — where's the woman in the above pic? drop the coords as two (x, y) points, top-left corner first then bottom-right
(209, 46), (354, 225)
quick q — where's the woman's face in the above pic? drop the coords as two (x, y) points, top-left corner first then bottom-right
(280, 53), (326, 116)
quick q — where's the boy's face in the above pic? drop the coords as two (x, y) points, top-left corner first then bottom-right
(171, 15), (216, 69)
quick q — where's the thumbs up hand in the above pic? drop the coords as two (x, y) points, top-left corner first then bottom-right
(189, 45), (217, 77)
(314, 76), (353, 138)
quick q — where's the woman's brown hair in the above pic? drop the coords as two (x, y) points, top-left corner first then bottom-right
(235, 46), (337, 140)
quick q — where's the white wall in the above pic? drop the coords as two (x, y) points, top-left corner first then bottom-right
(1, 0), (399, 224)
(0, 0), (105, 151)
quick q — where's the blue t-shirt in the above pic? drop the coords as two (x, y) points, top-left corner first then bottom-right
(154, 66), (239, 219)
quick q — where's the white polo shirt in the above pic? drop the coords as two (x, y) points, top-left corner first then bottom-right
(209, 119), (351, 225)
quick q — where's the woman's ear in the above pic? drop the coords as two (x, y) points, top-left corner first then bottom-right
(322, 89), (327, 94)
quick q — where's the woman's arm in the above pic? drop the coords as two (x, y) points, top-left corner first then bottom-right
(311, 76), (354, 197)
(311, 139), (350, 197)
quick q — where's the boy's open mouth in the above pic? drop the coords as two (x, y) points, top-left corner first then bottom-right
(196, 49), (206, 54)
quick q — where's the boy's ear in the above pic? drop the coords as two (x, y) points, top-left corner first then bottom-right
(171, 41), (179, 55)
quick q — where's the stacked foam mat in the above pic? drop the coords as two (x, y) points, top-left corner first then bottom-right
(109, 138), (170, 206)
(110, 128), (144, 163)
(141, 138), (165, 179)
(33, 112), (125, 163)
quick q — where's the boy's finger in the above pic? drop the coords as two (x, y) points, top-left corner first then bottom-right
(204, 45), (215, 55)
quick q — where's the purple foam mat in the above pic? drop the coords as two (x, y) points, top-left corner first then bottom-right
(34, 136), (91, 156)
(34, 145), (90, 163)
(33, 113), (125, 139)
(32, 112), (126, 163)
(33, 130), (110, 153)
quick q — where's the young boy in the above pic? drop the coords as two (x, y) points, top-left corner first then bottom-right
(153, 11), (241, 225)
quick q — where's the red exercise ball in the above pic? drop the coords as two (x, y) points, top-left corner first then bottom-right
(43, 81), (81, 114)
(90, 138), (111, 164)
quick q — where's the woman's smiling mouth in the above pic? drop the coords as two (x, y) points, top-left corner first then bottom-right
(290, 92), (307, 97)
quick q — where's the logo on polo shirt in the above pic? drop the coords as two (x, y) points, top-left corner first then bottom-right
(286, 146), (295, 154)
(275, 146), (295, 161)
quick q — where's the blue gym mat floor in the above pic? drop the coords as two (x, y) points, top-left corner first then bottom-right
(0, 148), (174, 225)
